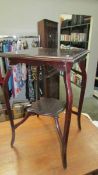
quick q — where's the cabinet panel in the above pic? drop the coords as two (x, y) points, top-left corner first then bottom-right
(45, 73), (59, 99)
(37, 19), (59, 98)
(38, 19), (58, 48)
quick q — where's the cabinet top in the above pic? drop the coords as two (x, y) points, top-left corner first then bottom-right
(38, 19), (58, 24)
(0, 47), (89, 65)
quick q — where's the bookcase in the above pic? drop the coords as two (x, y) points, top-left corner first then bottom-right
(60, 14), (91, 87)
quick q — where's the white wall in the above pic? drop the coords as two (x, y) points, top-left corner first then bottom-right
(0, 0), (98, 97)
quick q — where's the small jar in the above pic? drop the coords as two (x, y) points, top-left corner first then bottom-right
(12, 103), (24, 119)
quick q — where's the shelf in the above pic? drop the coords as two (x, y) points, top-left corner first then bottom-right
(61, 23), (90, 30)
(0, 34), (40, 52)
(60, 41), (88, 43)
(60, 32), (88, 45)
(60, 41), (87, 49)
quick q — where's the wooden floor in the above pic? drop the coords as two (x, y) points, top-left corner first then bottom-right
(0, 111), (98, 175)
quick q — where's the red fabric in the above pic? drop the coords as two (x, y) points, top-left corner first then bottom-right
(0, 68), (4, 85)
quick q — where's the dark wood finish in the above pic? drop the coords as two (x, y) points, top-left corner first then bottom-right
(26, 97), (65, 117)
(38, 19), (58, 48)
(0, 47), (89, 168)
(45, 71), (59, 98)
(77, 60), (87, 129)
(3, 67), (15, 147)
(0, 48), (88, 63)
(38, 19), (59, 98)
(62, 62), (73, 167)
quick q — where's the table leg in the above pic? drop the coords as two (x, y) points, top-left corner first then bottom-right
(3, 67), (15, 147)
(3, 66), (40, 147)
(54, 116), (63, 143)
(62, 62), (73, 168)
(77, 60), (87, 129)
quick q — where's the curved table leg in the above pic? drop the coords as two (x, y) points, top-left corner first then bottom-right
(77, 60), (87, 130)
(14, 113), (31, 129)
(62, 62), (73, 168)
(3, 67), (15, 147)
(54, 116), (63, 143)
(3, 67), (34, 146)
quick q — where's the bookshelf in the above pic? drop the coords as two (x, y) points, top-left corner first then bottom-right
(60, 14), (91, 87)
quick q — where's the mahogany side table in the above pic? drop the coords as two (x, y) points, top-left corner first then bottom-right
(0, 47), (89, 168)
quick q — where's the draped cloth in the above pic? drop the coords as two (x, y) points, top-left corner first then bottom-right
(12, 63), (27, 97)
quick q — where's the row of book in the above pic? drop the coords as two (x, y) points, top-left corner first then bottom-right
(60, 33), (87, 42)
(61, 15), (90, 27)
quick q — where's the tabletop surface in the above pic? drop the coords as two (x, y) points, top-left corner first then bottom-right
(0, 47), (89, 63)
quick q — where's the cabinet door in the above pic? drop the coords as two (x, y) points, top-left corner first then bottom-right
(38, 19), (59, 99)
(38, 19), (58, 48)
(38, 20), (46, 48)
(45, 21), (58, 48)
(46, 27), (57, 48)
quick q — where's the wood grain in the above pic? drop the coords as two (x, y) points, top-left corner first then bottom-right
(0, 111), (98, 175)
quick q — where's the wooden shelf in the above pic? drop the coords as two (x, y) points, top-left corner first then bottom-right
(60, 41), (88, 43)
(61, 23), (90, 30)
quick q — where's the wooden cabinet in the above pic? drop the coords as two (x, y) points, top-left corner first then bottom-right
(37, 19), (59, 98)
(38, 19), (58, 48)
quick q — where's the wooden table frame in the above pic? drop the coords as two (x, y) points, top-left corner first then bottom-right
(0, 48), (89, 168)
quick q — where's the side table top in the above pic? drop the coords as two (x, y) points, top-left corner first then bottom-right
(0, 47), (89, 64)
